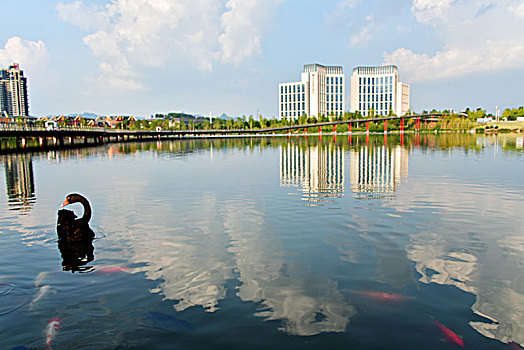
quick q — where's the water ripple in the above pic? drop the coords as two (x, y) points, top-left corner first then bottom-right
(0, 283), (30, 316)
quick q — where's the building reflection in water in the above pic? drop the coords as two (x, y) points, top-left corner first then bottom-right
(349, 146), (408, 199)
(3, 154), (36, 212)
(280, 144), (344, 205)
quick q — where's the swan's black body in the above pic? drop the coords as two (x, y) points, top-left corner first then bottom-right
(57, 193), (95, 243)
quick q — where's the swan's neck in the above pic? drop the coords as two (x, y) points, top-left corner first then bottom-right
(78, 197), (92, 223)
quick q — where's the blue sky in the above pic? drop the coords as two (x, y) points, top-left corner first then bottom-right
(1, 0), (523, 118)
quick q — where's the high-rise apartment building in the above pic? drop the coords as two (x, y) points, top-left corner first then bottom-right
(0, 63), (29, 117)
(350, 65), (409, 117)
(279, 64), (345, 120)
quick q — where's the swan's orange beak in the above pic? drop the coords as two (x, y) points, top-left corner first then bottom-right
(60, 198), (70, 207)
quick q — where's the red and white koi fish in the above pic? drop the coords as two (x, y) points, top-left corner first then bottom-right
(45, 318), (61, 348)
(29, 285), (56, 311)
(96, 266), (131, 274)
(434, 320), (464, 347)
(354, 291), (409, 302)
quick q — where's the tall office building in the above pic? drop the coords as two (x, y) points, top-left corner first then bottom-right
(0, 63), (29, 117)
(279, 64), (345, 120)
(350, 65), (409, 117)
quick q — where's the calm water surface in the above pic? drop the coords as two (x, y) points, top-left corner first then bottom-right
(1, 134), (523, 349)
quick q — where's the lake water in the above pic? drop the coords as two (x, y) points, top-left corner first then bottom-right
(1, 133), (523, 349)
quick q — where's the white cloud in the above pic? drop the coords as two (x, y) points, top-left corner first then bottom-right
(56, 1), (110, 31)
(57, 0), (284, 91)
(411, 0), (454, 24)
(508, 1), (524, 19)
(384, 1), (524, 82)
(342, 0), (361, 9)
(349, 22), (373, 47)
(219, 0), (283, 64)
(0, 36), (49, 69)
(384, 40), (524, 82)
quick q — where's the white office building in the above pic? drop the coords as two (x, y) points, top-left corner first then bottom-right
(0, 63), (29, 117)
(279, 64), (345, 120)
(350, 65), (409, 117)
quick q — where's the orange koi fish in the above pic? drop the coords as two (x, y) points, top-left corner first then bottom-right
(96, 266), (131, 274)
(434, 320), (464, 347)
(355, 291), (408, 302)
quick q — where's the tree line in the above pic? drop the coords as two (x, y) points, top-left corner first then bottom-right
(116, 105), (523, 132)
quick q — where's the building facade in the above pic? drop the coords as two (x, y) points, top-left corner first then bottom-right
(279, 64), (345, 120)
(0, 63), (29, 117)
(350, 65), (409, 117)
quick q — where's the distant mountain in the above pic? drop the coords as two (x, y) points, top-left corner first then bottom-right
(218, 113), (234, 120)
(44, 112), (102, 119)
(71, 112), (101, 119)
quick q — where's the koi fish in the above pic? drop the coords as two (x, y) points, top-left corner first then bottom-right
(35, 271), (49, 288)
(434, 320), (464, 347)
(96, 267), (131, 274)
(509, 341), (523, 350)
(45, 318), (61, 348)
(354, 291), (408, 302)
(29, 285), (56, 311)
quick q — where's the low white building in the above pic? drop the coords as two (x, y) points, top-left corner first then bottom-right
(279, 64), (345, 120)
(350, 65), (410, 117)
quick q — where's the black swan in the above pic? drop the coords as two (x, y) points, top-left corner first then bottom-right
(57, 193), (95, 243)
(57, 193), (95, 272)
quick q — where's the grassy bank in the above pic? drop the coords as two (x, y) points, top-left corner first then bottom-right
(475, 121), (524, 133)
